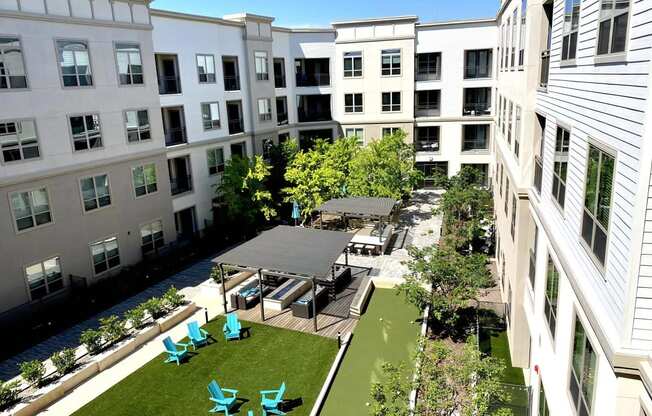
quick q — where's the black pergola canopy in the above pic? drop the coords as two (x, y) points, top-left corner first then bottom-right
(315, 197), (396, 219)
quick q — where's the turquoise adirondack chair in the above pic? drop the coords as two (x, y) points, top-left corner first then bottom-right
(260, 382), (286, 415)
(208, 380), (239, 415)
(187, 320), (210, 349)
(223, 313), (242, 341)
(162, 336), (190, 365)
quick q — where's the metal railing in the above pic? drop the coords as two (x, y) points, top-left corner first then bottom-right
(415, 105), (441, 117)
(295, 72), (330, 87)
(228, 119), (244, 135)
(463, 103), (491, 116)
(275, 75), (286, 89)
(170, 175), (193, 195)
(297, 109), (332, 123)
(223, 75), (240, 91)
(277, 112), (288, 125)
(164, 127), (186, 146)
(157, 75), (181, 94)
(414, 140), (440, 152)
(540, 50), (550, 88)
(415, 71), (440, 81)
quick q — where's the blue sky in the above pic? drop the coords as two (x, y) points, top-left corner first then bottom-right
(150, 0), (499, 28)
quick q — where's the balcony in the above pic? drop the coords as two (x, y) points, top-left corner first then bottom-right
(416, 52), (441, 81)
(295, 58), (330, 87)
(170, 174), (193, 196)
(534, 156), (543, 194)
(168, 156), (192, 196)
(228, 119), (244, 135)
(161, 107), (187, 147)
(164, 127), (186, 146)
(297, 94), (331, 123)
(155, 54), (182, 95)
(157, 76), (181, 95)
(415, 140), (440, 152)
(540, 50), (550, 89)
(222, 56), (240, 91)
(277, 112), (288, 126)
(274, 58), (286, 88)
(224, 75), (240, 91)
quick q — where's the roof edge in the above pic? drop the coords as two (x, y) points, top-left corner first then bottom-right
(331, 15), (419, 26)
(150, 8), (245, 27)
(417, 17), (497, 28)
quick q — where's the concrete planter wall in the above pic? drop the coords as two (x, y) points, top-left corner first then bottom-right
(218, 271), (254, 295)
(5, 302), (197, 416)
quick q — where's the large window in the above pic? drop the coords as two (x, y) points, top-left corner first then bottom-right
(141, 220), (164, 254)
(562, 0), (581, 61)
(539, 383), (550, 416)
(511, 194), (517, 238)
(507, 101), (514, 144)
(254, 51), (269, 80)
(70, 114), (102, 151)
(416, 52), (441, 80)
(569, 317), (597, 415)
(544, 255), (560, 338)
(597, 0), (630, 56)
(581, 144), (614, 265)
(515, 105), (522, 158)
(511, 9), (518, 67)
(10, 188), (52, 231)
(381, 49), (401, 76)
(25, 257), (63, 300)
(125, 110), (150, 143)
(116, 43), (143, 85)
(196, 54), (216, 83)
(132, 163), (158, 197)
(415, 126), (440, 152)
(345, 128), (364, 145)
(343, 51), (362, 77)
(461, 163), (489, 187)
(529, 222), (538, 290)
(465, 49), (492, 79)
(344, 93), (363, 113)
(207, 147), (225, 175)
(553, 127), (570, 209)
(381, 92), (401, 112)
(0, 37), (27, 89)
(519, 0), (527, 67)
(257, 98), (272, 121)
(382, 127), (401, 137)
(231, 142), (247, 159)
(462, 124), (489, 152)
(1, 120), (39, 163)
(80, 174), (111, 212)
(201, 102), (221, 130)
(57, 40), (92, 87)
(90, 236), (120, 275)
(415, 90), (441, 116)
(463, 88), (492, 116)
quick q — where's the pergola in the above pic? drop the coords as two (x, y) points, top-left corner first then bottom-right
(314, 197), (397, 242)
(212, 225), (354, 331)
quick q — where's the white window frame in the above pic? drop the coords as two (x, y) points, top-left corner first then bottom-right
(568, 314), (598, 416)
(344, 93), (363, 113)
(79, 173), (111, 213)
(343, 51), (362, 77)
(381, 91), (401, 112)
(69, 113), (102, 152)
(132, 163), (158, 198)
(196, 54), (216, 83)
(201, 102), (221, 130)
(381, 49), (401, 76)
(255, 51), (269, 81)
(0, 119), (40, 163)
(0, 36), (28, 89)
(381, 127), (400, 137)
(9, 187), (53, 233)
(345, 127), (364, 145)
(124, 109), (151, 143)
(140, 220), (164, 254)
(257, 98), (272, 121)
(207, 147), (225, 175)
(115, 42), (143, 86)
(90, 236), (121, 276)
(56, 39), (93, 88)
(561, 0), (581, 62)
(24, 256), (63, 301)
(596, 0), (631, 58)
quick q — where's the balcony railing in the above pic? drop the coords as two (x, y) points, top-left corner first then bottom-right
(164, 127), (187, 146)
(540, 50), (550, 89)
(415, 105), (441, 117)
(277, 112), (288, 126)
(170, 175), (193, 196)
(297, 109), (332, 123)
(275, 75), (286, 89)
(415, 71), (441, 81)
(415, 140), (440, 152)
(224, 75), (240, 91)
(158, 75), (181, 94)
(228, 119), (244, 135)
(463, 103), (491, 116)
(296, 72), (330, 87)
(533, 156), (543, 194)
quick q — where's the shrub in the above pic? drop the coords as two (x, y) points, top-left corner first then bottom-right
(143, 297), (166, 320)
(0, 380), (20, 410)
(19, 360), (45, 387)
(99, 315), (127, 344)
(50, 348), (77, 376)
(163, 286), (185, 309)
(80, 328), (104, 355)
(124, 305), (146, 329)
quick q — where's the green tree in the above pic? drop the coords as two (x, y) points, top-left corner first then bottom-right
(397, 244), (492, 326)
(369, 362), (413, 416)
(217, 155), (276, 233)
(267, 139), (299, 209)
(347, 131), (421, 200)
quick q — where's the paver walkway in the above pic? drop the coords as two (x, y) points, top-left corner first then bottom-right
(0, 258), (214, 380)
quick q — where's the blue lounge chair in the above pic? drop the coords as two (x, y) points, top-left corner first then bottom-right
(162, 336), (190, 365)
(187, 320), (210, 349)
(208, 380), (238, 415)
(223, 313), (242, 341)
(260, 382), (286, 415)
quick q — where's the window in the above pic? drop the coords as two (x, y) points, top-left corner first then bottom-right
(344, 93), (363, 113)
(562, 0), (581, 61)
(381, 49), (401, 76)
(255, 51), (269, 80)
(569, 317), (597, 415)
(581, 144), (614, 265)
(196, 54), (216, 83)
(273, 57), (286, 88)
(231, 142), (247, 159)
(506, 18), (512, 68)
(345, 128), (364, 145)
(381, 92), (401, 112)
(553, 127), (570, 209)
(57, 40), (92, 87)
(25, 257), (63, 300)
(464, 49), (492, 79)
(125, 110), (150, 143)
(416, 52), (441, 80)
(80, 174), (111, 212)
(463, 88), (492, 116)
(505, 180), (510, 215)
(461, 164), (489, 187)
(507, 101), (513, 144)
(201, 102), (221, 130)
(132, 163), (157, 197)
(502, 96), (507, 133)
(258, 98), (272, 121)
(415, 90), (441, 116)
(597, 0), (630, 55)
(462, 124), (489, 151)
(207, 147), (225, 175)
(0, 37), (27, 89)
(10, 188), (52, 231)
(141, 220), (164, 254)
(116, 43), (143, 85)
(544, 255), (560, 338)
(382, 127), (400, 137)
(511, 194), (517, 238)
(276, 96), (288, 125)
(70, 114), (102, 151)
(511, 9), (518, 67)
(1, 120), (39, 162)
(515, 105), (522, 158)
(415, 126), (440, 152)
(519, 0), (527, 66)
(343, 51), (362, 77)
(262, 138), (274, 160)
(90, 236), (120, 275)
(529, 222), (538, 290)
(539, 383), (550, 416)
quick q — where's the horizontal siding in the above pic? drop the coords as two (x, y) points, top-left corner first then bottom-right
(635, 171), (652, 347)
(536, 0), (652, 345)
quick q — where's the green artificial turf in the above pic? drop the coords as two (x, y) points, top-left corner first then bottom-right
(321, 288), (421, 416)
(73, 317), (338, 416)
(479, 327), (525, 385)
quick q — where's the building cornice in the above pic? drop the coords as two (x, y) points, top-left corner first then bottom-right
(416, 17), (496, 28)
(272, 26), (335, 34)
(150, 9), (245, 27)
(331, 15), (418, 26)
(335, 35), (415, 44)
(0, 9), (153, 30)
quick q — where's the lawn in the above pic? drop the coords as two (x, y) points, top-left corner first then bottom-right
(321, 288), (421, 416)
(73, 316), (338, 416)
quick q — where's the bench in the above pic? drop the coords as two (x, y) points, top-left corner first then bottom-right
(350, 277), (375, 318)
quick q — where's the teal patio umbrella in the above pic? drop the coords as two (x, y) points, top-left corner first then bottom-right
(291, 200), (301, 226)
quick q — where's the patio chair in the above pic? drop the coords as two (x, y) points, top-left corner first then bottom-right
(223, 312), (242, 341)
(162, 336), (190, 365)
(260, 382), (286, 415)
(207, 380), (239, 415)
(187, 320), (210, 350)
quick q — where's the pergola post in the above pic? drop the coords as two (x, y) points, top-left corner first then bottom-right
(219, 264), (227, 314)
(258, 269), (265, 322)
(345, 247), (349, 265)
(319, 211), (323, 229)
(311, 278), (318, 332)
